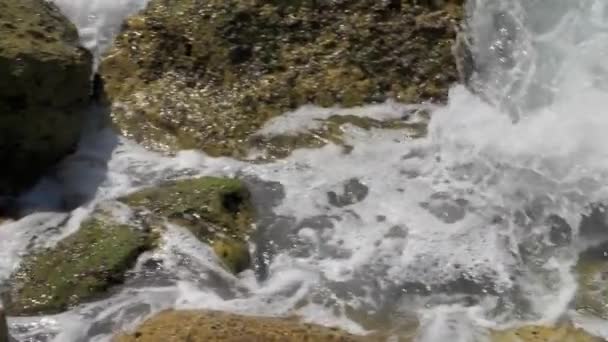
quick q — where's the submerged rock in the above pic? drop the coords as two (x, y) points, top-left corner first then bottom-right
(114, 310), (378, 342)
(4, 219), (154, 316)
(121, 177), (254, 273)
(0, 0), (92, 195)
(575, 243), (608, 319)
(327, 178), (370, 207)
(99, 0), (463, 156)
(491, 324), (603, 342)
(249, 113), (428, 160)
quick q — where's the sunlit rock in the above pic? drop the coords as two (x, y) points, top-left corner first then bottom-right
(0, 0), (92, 195)
(114, 310), (383, 342)
(121, 177), (254, 274)
(99, 0), (462, 157)
(4, 218), (155, 316)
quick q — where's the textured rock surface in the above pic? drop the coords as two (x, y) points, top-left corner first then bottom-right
(115, 311), (603, 342)
(0, 0), (92, 194)
(4, 218), (154, 316)
(99, 0), (463, 157)
(114, 310), (381, 342)
(121, 177), (254, 273)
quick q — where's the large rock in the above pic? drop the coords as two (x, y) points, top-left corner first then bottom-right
(115, 311), (603, 342)
(99, 0), (463, 157)
(120, 177), (254, 273)
(0, 0), (92, 194)
(4, 218), (155, 316)
(114, 310), (380, 342)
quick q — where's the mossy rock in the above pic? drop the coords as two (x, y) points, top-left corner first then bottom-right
(491, 324), (604, 342)
(114, 310), (380, 342)
(575, 243), (608, 319)
(4, 219), (155, 316)
(99, 0), (462, 157)
(120, 177), (254, 273)
(0, 0), (92, 195)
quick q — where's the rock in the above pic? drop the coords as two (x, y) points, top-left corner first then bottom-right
(114, 310), (379, 342)
(575, 243), (608, 319)
(0, 307), (8, 342)
(4, 218), (155, 316)
(0, 0), (92, 195)
(120, 177), (254, 273)
(115, 311), (603, 342)
(99, 0), (463, 157)
(327, 178), (369, 207)
(491, 324), (603, 342)
(249, 113), (428, 160)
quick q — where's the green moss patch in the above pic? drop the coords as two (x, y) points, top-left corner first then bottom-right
(5, 219), (154, 316)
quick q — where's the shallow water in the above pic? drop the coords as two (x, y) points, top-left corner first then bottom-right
(2, 0), (608, 341)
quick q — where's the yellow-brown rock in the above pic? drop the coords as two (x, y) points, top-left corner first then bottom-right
(99, 0), (463, 157)
(114, 310), (380, 342)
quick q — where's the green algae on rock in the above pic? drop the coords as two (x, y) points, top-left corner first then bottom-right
(114, 310), (382, 342)
(4, 219), (154, 316)
(491, 324), (604, 342)
(120, 177), (254, 273)
(99, 0), (463, 157)
(0, 0), (92, 195)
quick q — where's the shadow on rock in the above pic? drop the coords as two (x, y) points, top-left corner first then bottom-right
(11, 91), (119, 217)
(0, 307), (7, 342)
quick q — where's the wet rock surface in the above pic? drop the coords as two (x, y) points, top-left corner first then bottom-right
(121, 177), (255, 273)
(4, 218), (154, 316)
(0, 0), (92, 195)
(575, 242), (608, 319)
(327, 178), (370, 207)
(249, 113), (429, 161)
(99, 0), (463, 156)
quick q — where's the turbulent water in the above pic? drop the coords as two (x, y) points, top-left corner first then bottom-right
(2, 0), (608, 341)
